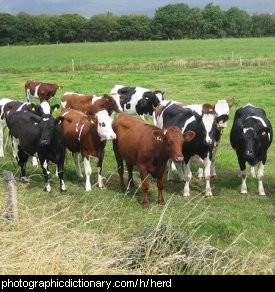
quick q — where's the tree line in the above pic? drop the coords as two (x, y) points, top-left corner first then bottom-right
(1, 3), (275, 46)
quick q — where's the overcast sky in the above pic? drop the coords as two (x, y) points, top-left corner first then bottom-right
(1, 0), (275, 16)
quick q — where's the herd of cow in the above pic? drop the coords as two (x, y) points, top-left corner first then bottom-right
(0, 80), (273, 208)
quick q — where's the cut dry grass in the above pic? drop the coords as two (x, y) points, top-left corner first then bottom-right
(0, 184), (273, 275)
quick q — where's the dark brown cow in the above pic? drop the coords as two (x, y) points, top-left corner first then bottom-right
(25, 80), (62, 103)
(61, 93), (123, 116)
(112, 113), (196, 208)
(59, 108), (116, 191)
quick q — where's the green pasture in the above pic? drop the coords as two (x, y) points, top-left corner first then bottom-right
(0, 39), (274, 274)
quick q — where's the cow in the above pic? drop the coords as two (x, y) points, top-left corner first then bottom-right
(61, 92), (122, 116)
(6, 111), (66, 192)
(110, 84), (164, 119)
(155, 102), (218, 197)
(230, 104), (273, 196)
(25, 80), (62, 103)
(112, 113), (195, 208)
(0, 98), (13, 157)
(156, 98), (235, 178)
(59, 108), (116, 191)
(3, 100), (60, 165)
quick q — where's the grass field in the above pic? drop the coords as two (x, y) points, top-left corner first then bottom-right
(0, 38), (274, 275)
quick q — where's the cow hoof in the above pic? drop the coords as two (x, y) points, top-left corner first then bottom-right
(259, 192), (266, 196)
(158, 200), (165, 205)
(183, 193), (190, 197)
(142, 203), (149, 209)
(99, 185), (106, 190)
(211, 175), (217, 179)
(60, 189), (67, 193)
(205, 193), (213, 198)
(197, 176), (204, 180)
(21, 177), (29, 183)
(44, 186), (51, 192)
(241, 191), (247, 195)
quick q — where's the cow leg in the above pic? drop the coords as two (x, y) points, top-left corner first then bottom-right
(40, 159), (51, 192)
(198, 168), (204, 180)
(17, 147), (29, 182)
(126, 162), (135, 188)
(251, 166), (256, 178)
(157, 176), (165, 205)
(167, 159), (174, 181)
(210, 146), (218, 178)
(57, 159), (66, 192)
(257, 161), (266, 196)
(238, 156), (247, 195)
(183, 160), (192, 197)
(204, 154), (213, 197)
(11, 136), (19, 159)
(83, 157), (92, 192)
(113, 140), (125, 192)
(0, 125), (4, 157)
(73, 153), (83, 178)
(32, 154), (38, 167)
(175, 161), (184, 182)
(97, 154), (105, 189)
(138, 165), (150, 208)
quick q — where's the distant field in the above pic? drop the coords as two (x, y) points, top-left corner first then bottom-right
(0, 39), (274, 275)
(1, 38), (275, 72)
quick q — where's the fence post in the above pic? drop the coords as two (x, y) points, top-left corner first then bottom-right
(3, 171), (18, 222)
(72, 59), (75, 72)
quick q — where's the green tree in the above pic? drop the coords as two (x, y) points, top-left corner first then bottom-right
(56, 14), (87, 43)
(225, 7), (252, 37)
(0, 13), (16, 45)
(153, 3), (192, 39)
(202, 3), (225, 38)
(14, 12), (36, 44)
(86, 13), (120, 42)
(118, 15), (152, 40)
(252, 14), (275, 37)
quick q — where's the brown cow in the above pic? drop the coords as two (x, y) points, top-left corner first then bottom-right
(61, 92), (123, 116)
(59, 108), (116, 191)
(25, 80), (62, 103)
(112, 113), (196, 208)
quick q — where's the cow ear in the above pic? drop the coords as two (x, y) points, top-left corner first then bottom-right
(257, 127), (270, 137)
(55, 116), (64, 125)
(87, 115), (97, 126)
(152, 130), (164, 142)
(51, 104), (60, 112)
(202, 103), (215, 113)
(31, 103), (37, 112)
(183, 130), (196, 142)
(227, 97), (235, 108)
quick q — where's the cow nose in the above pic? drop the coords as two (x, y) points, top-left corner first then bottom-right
(206, 139), (213, 146)
(108, 134), (117, 140)
(40, 139), (49, 146)
(174, 156), (183, 162)
(245, 150), (254, 158)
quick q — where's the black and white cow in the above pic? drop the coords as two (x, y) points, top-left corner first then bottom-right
(6, 111), (66, 192)
(155, 102), (217, 197)
(110, 84), (164, 119)
(2, 100), (60, 165)
(230, 104), (273, 196)
(156, 98), (234, 178)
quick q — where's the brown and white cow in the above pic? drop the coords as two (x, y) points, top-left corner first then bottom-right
(61, 92), (122, 116)
(112, 113), (195, 208)
(25, 80), (62, 103)
(59, 108), (116, 191)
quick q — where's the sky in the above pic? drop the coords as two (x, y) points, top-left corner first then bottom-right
(0, 0), (275, 16)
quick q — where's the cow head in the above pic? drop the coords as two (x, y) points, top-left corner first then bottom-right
(100, 94), (123, 115)
(29, 102), (60, 116)
(240, 119), (271, 164)
(153, 126), (195, 162)
(31, 114), (64, 148)
(201, 104), (217, 146)
(110, 93), (123, 112)
(94, 109), (117, 141)
(143, 91), (163, 108)
(214, 98), (235, 129)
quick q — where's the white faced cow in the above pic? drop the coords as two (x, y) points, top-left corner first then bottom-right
(230, 104), (273, 196)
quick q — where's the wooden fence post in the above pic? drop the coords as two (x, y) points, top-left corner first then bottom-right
(3, 171), (18, 222)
